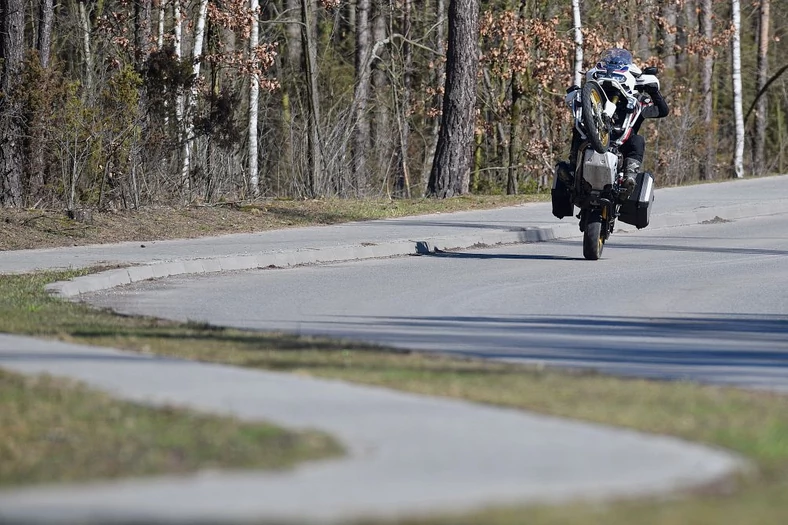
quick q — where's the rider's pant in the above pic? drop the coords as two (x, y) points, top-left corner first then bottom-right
(568, 130), (646, 168)
(619, 134), (645, 164)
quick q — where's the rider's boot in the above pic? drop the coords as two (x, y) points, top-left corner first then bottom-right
(555, 161), (575, 187)
(620, 158), (641, 200)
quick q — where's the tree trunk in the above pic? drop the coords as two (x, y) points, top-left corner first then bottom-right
(301, 0), (321, 197)
(249, 0), (261, 196)
(132, 0), (152, 208)
(507, 0), (527, 196)
(182, 0), (209, 199)
(157, 0), (164, 48)
(700, 0), (714, 180)
(285, 0), (302, 68)
(427, 0), (478, 198)
(371, 4), (391, 189)
(675, 0), (695, 74)
(754, 0), (770, 175)
(174, 0), (187, 192)
(635, 0), (652, 61)
(36, 0), (54, 68)
(352, 0), (371, 196)
(394, 0), (412, 198)
(424, 0), (445, 187)
(731, 0), (744, 178)
(78, 0), (93, 93)
(507, 77), (521, 195)
(659, 0), (677, 71)
(283, 0), (301, 196)
(0, 0), (26, 207)
(571, 0), (582, 87)
(135, 0), (153, 66)
(29, 0), (55, 198)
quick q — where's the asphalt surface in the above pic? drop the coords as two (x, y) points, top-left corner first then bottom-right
(93, 212), (788, 393)
(2, 175), (785, 523)
(0, 175), (784, 297)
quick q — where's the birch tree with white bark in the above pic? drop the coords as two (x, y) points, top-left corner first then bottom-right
(181, 0), (210, 197)
(572, 0), (583, 87)
(173, 0), (185, 184)
(731, 0), (744, 178)
(77, 0), (93, 93)
(249, 0), (261, 196)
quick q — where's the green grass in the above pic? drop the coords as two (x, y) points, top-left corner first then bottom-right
(0, 368), (342, 487)
(2, 270), (788, 523)
(0, 271), (346, 486)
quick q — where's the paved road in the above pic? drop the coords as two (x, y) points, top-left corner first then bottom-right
(1, 175), (786, 290)
(89, 212), (788, 393)
(2, 176), (785, 523)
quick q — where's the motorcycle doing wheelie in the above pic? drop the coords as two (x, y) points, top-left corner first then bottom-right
(552, 49), (658, 260)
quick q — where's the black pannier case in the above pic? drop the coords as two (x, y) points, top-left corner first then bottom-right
(552, 163), (574, 219)
(618, 171), (654, 229)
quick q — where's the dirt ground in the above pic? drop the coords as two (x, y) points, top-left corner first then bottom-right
(0, 195), (546, 251)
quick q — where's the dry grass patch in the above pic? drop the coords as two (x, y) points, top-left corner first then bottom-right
(0, 194), (547, 250)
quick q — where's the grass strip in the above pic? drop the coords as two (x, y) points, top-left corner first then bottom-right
(0, 271), (346, 486)
(2, 270), (788, 523)
(0, 194), (548, 251)
(0, 369), (341, 487)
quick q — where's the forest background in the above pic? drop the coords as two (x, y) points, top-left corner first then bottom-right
(0, 0), (784, 211)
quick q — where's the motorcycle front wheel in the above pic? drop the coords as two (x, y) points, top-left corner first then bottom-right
(583, 210), (606, 260)
(581, 82), (611, 154)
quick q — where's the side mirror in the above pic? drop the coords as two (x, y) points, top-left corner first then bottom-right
(643, 66), (659, 76)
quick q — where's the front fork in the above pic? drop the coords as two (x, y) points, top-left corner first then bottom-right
(578, 202), (616, 239)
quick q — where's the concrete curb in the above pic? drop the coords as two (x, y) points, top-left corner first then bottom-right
(45, 199), (788, 298)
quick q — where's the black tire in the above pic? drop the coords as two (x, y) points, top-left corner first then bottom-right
(581, 82), (611, 154)
(583, 210), (605, 260)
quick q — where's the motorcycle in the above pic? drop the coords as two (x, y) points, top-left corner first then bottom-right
(552, 48), (658, 260)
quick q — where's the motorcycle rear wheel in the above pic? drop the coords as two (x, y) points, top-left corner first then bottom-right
(583, 210), (605, 260)
(581, 82), (611, 154)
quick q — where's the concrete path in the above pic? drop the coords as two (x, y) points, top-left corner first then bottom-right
(0, 334), (743, 524)
(2, 176), (782, 523)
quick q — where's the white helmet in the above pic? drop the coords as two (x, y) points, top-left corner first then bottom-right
(587, 48), (638, 93)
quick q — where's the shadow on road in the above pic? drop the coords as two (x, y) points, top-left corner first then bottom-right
(609, 241), (788, 257)
(426, 250), (583, 261)
(309, 313), (788, 388)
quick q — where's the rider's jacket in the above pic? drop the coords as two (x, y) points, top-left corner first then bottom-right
(633, 88), (670, 135)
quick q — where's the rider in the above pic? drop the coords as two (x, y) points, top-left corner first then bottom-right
(565, 48), (670, 197)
